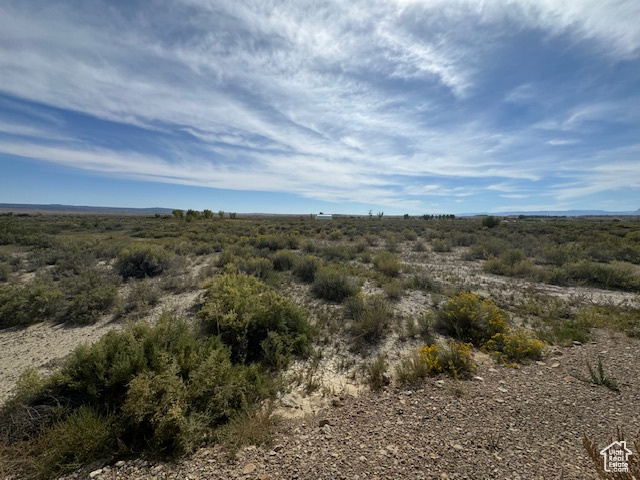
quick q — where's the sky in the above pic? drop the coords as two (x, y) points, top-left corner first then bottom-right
(0, 0), (639, 215)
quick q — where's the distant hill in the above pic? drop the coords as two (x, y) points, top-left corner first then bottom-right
(0, 204), (173, 215)
(461, 209), (640, 217)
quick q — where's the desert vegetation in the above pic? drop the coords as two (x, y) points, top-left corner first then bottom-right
(0, 212), (639, 478)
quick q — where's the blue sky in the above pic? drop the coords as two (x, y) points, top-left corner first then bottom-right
(0, 0), (639, 215)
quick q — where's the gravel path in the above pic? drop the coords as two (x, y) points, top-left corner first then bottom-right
(61, 331), (640, 480)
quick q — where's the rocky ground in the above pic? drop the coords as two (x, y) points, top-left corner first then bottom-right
(58, 331), (639, 480)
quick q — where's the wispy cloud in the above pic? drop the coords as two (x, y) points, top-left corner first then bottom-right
(0, 0), (638, 212)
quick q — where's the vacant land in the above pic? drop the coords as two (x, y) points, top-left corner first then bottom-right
(0, 213), (639, 479)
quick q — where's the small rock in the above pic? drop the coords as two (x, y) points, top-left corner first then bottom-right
(550, 362), (560, 368)
(89, 469), (103, 478)
(573, 341), (582, 346)
(151, 465), (163, 474)
(472, 376), (484, 382)
(453, 444), (464, 450)
(273, 444), (284, 452)
(359, 455), (367, 462)
(267, 450), (277, 456)
(436, 380), (445, 387)
(536, 361), (546, 366)
(321, 424), (332, 435)
(115, 461), (126, 468)
(319, 419), (331, 427)
(495, 398), (505, 403)
(242, 463), (257, 475)
(497, 387), (508, 393)
(281, 393), (298, 409)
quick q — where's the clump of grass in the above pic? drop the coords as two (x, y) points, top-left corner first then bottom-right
(345, 294), (392, 348)
(431, 239), (452, 253)
(395, 351), (432, 385)
(364, 356), (389, 391)
(575, 357), (620, 392)
(293, 255), (322, 283)
(382, 279), (405, 300)
(405, 271), (437, 292)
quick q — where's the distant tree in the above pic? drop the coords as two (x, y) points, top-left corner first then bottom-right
(377, 211), (384, 220)
(229, 212), (237, 219)
(403, 214), (410, 219)
(172, 209), (184, 219)
(203, 209), (213, 219)
(218, 210), (225, 219)
(368, 209), (373, 220)
(482, 216), (501, 228)
(186, 209), (202, 221)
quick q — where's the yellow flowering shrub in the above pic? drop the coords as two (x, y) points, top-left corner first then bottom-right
(436, 292), (546, 366)
(419, 339), (475, 379)
(436, 292), (509, 345)
(484, 328), (545, 364)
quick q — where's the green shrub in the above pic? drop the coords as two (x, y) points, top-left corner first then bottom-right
(253, 234), (298, 251)
(34, 406), (115, 478)
(0, 313), (281, 478)
(124, 280), (160, 315)
(482, 216), (501, 228)
(395, 351), (432, 384)
(365, 356), (389, 391)
(271, 250), (296, 271)
(549, 261), (640, 291)
(346, 294), (392, 347)
(431, 239), (452, 252)
(382, 280), (404, 300)
(484, 249), (536, 278)
(311, 265), (360, 302)
(436, 292), (509, 345)
(116, 244), (172, 279)
(0, 262), (10, 282)
(293, 255), (322, 283)
(320, 245), (357, 262)
(372, 251), (402, 277)
(537, 317), (592, 345)
(405, 272), (436, 292)
(0, 279), (63, 328)
(198, 273), (311, 366)
(60, 269), (119, 324)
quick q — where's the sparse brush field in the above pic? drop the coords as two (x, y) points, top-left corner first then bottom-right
(0, 213), (639, 479)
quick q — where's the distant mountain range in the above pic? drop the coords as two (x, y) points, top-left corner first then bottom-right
(462, 209), (640, 217)
(0, 203), (173, 215)
(1, 204), (639, 217)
